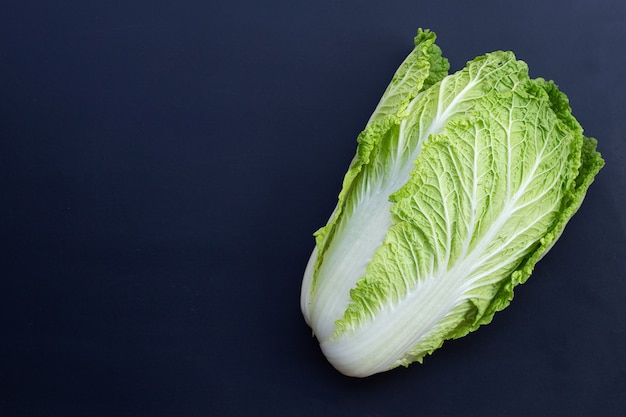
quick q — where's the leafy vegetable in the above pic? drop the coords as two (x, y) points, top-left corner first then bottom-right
(300, 29), (604, 377)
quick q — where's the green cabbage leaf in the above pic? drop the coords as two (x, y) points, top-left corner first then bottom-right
(300, 29), (604, 377)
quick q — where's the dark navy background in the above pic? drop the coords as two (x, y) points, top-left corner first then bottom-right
(2, 1), (625, 416)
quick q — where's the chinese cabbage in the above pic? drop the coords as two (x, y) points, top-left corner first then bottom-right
(300, 29), (604, 377)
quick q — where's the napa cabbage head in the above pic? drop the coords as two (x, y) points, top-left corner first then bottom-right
(300, 29), (604, 377)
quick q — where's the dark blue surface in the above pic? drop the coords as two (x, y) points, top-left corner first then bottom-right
(2, 1), (625, 416)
